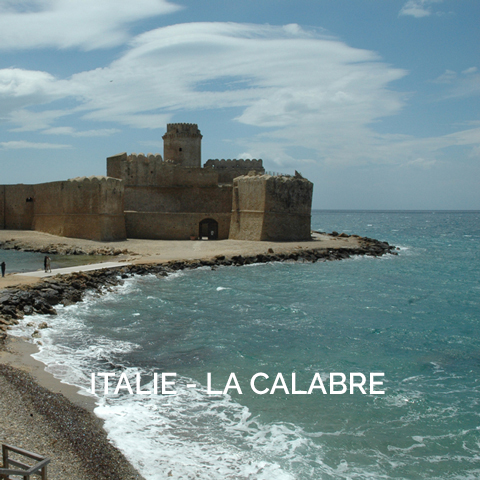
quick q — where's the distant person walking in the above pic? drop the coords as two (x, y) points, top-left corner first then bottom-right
(1, 261), (5, 277)
(44, 256), (52, 273)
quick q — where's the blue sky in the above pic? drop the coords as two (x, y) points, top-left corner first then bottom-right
(0, 0), (478, 209)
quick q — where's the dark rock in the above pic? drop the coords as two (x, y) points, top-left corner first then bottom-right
(0, 295), (11, 304)
(40, 288), (62, 306)
(1, 306), (18, 318)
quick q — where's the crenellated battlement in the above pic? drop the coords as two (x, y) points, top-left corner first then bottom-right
(204, 159), (263, 169)
(163, 123), (203, 138)
(68, 175), (125, 185)
(126, 153), (164, 163)
(204, 158), (265, 183)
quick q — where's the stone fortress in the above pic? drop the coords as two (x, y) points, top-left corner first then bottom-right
(0, 124), (313, 242)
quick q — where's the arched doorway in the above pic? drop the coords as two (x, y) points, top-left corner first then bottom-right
(199, 218), (218, 240)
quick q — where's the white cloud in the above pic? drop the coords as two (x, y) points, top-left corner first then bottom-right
(433, 67), (480, 98)
(67, 23), (406, 131)
(433, 69), (457, 84)
(5, 108), (70, 132)
(0, 68), (63, 115)
(1, 22), (406, 134)
(403, 157), (437, 169)
(0, 140), (71, 149)
(1, 22), (479, 175)
(42, 127), (119, 137)
(399, 0), (443, 18)
(0, 0), (181, 51)
(469, 145), (480, 159)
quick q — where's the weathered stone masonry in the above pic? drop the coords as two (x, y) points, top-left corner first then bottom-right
(0, 177), (125, 241)
(1, 123), (313, 242)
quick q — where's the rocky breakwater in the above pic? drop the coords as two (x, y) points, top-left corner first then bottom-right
(0, 234), (397, 342)
(0, 238), (129, 256)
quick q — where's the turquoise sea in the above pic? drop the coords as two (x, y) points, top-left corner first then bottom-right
(9, 211), (480, 479)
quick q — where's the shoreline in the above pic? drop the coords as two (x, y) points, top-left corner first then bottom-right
(0, 230), (397, 479)
(1, 232), (396, 339)
(0, 336), (97, 413)
(0, 342), (144, 480)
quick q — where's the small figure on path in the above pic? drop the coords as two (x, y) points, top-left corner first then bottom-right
(1, 261), (5, 277)
(44, 256), (52, 273)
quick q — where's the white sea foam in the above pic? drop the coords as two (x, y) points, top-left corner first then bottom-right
(164, 270), (186, 280)
(9, 309), (349, 479)
(8, 307), (325, 479)
(92, 376), (350, 480)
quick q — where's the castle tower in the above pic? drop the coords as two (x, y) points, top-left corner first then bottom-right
(229, 174), (313, 241)
(162, 123), (202, 167)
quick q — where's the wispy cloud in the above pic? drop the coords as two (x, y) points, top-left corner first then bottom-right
(433, 66), (480, 98)
(0, 21), (478, 174)
(5, 108), (71, 132)
(0, 0), (181, 51)
(42, 127), (120, 137)
(72, 23), (407, 130)
(0, 140), (71, 149)
(0, 68), (63, 115)
(402, 157), (437, 169)
(0, 23), (407, 132)
(399, 0), (443, 18)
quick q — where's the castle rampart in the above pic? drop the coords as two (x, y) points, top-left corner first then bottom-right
(204, 158), (265, 183)
(107, 152), (219, 189)
(107, 152), (164, 187)
(0, 177), (126, 241)
(0, 184), (35, 230)
(204, 159), (263, 168)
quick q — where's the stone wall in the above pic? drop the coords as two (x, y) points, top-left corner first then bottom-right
(123, 184), (232, 239)
(107, 153), (164, 186)
(229, 174), (313, 241)
(204, 159), (265, 183)
(107, 154), (219, 188)
(0, 184), (35, 230)
(0, 185), (3, 229)
(107, 147), (234, 240)
(124, 185), (232, 214)
(125, 212), (231, 240)
(0, 178), (126, 241)
(32, 177), (126, 241)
